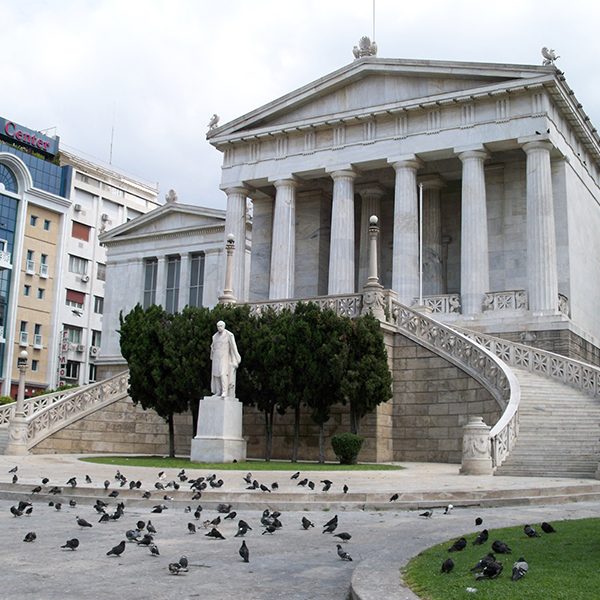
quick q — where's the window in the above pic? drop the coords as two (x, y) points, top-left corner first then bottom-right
(66, 289), (85, 309)
(189, 253), (205, 308)
(26, 249), (35, 273)
(40, 254), (48, 278)
(68, 255), (88, 275)
(31, 359), (39, 372)
(19, 321), (28, 346)
(88, 363), (97, 383)
(165, 255), (181, 314)
(24, 285), (31, 297)
(143, 258), (158, 309)
(33, 324), (42, 348)
(37, 288), (45, 300)
(65, 360), (80, 379)
(72, 221), (91, 241)
(97, 262), (106, 281)
(30, 215), (38, 226)
(91, 329), (102, 347)
(93, 295), (104, 314)
(63, 325), (82, 344)
(43, 219), (50, 231)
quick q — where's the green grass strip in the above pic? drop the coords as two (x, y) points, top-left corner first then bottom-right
(404, 517), (600, 599)
(80, 456), (402, 471)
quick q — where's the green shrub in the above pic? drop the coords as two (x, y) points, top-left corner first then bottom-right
(331, 432), (364, 465)
(32, 383), (78, 397)
(0, 395), (14, 405)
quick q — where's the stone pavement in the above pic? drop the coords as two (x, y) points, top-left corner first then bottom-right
(1, 454), (600, 600)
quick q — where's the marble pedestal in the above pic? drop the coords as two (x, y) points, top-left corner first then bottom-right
(190, 396), (247, 463)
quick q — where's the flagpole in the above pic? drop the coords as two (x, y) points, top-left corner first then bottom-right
(419, 182), (423, 306)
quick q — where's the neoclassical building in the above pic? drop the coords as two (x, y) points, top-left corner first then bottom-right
(208, 55), (600, 360)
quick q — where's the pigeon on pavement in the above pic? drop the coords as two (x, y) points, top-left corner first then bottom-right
(336, 544), (352, 561)
(239, 540), (249, 563)
(106, 540), (126, 557)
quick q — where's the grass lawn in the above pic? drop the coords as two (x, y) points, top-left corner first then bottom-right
(80, 456), (402, 471)
(404, 517), (600, 600)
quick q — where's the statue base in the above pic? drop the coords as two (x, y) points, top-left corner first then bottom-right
(190, 395), (247, 463)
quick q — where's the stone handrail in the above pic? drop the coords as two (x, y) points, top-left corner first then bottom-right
(0, 386), (84, 426)
(383, 293), (521, 468)
(483, 290), (528, 312)
(412, 294), (461, 314)
(248, 293), (363, 318)
(25, 371), (129, 450)
(455, 327), (600, 399)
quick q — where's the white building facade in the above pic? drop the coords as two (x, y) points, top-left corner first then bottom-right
(208, 56), (600, 361)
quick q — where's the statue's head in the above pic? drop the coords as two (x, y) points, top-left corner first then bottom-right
(216, 320), (226, 332)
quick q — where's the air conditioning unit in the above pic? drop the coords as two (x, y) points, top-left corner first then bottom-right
(101, 213), (110, 222)
(74, 204), (82, 212)
(80, 274), (90, 283)
(76, 344), (85, 352)
(89, 346), (100, 357)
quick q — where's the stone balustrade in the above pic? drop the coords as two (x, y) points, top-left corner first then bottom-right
(412, 294), (461, 314)
(483, 289), (528, 312)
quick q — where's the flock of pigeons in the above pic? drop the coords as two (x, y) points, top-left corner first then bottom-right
(7, 465), (357, 573)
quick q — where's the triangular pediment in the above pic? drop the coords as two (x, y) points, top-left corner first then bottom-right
(209, 57), (554, 142)
(100, 203), (225, 244)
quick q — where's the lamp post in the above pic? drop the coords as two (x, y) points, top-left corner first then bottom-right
(361, 215), (386, 320)
(218, 233), (237, 305)
(6, 350), (29, 455)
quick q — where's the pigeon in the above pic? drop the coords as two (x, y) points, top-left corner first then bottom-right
(103, 480), (110, 490)
(157, 471), (165, 480)
(178, 556), (189, 571)
(31, 486), (42, 494)
(211, 516), (221, 527)
(476, 559), (503, 580)
(308, 481), (315, 491)
(323, 515), (338, 528)
(512, 557), (529, 581)
(297, 478), (308, 487)
(243, 472), (253, 484)
(41, 477), (49, 484)
(239, 540), (249, 563)
(49, 486), (62, 495)
(168, 563), (183, 575)
(61, 538), (79, 551)
(389, 493), (399, 502)
(194, 508), (202, 520)
(136, 520), (146, 531)
(108, 490), (119, 498)
(76, 516), (93, 528)
(260, 484), (271, 493)
(322, 521), (338, 534)
(18, 501), (32, 512)
(151, 505), (166, 513)
(12, 474), (18, 484)
(475, 517), (483, 526)
(334, 532), (352, 542)
(25, 506), (33, 516)
(125, 529), (141, 542)
(8, 465), (18, 473)
(155, 482), (165, 490)
(541, 522), (556, 534)
(444, 504), (453, 515)
(235, 524), (250, 537)
(206, 527), (225, 540)
(149, 544), (160, 557)
(470, 553), (496, 573)
(419, 510), (433, 518)
(301, 517), (314, 530)
(69, 499), (77, 508)
(98, 513), (110, 523)
(524, 524), (539, 538)
(291, 471), (300, 480)
(142, 491), (152, 499)
(217, 504), (232, 514)
(262, 524), (277, 535)
(321, 480), (333, 492)
(271, 482), (279, 490)
(441, 558), (454, 573)
(107, 540), (126, 556)
(85, 475), (92, 484)
(129, 481), (137, 490)
(23, 532), (37, 543)
(137, 534), (154, 546)
(147, 521), (157, 534)
(448, 537), (467, 552)
(54, 502), (62, 511)
(473, 529), (489, 545)
(343, 485), (348, 494)
(10, 506), (23, 517)
(188, 522), (196, 534)
(66, 477), (77, 488)
(336, 544), (352, 561)
(225, 511), (237, 520)
(492, 540), (512, 554)
(238, 519), (252, 531)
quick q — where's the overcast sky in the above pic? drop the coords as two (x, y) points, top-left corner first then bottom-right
(2, 0), (598, 209)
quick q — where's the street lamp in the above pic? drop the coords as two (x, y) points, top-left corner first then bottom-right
(218, 233), (237, 305)
(6, 349), (29, 455)
(16, 350), (28, 417)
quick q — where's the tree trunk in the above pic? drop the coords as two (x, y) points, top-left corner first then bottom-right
(318, 422), (325, 464)
(291, 403), (300, 462)
(350, 407), (360, 435)
(168, 413), (175, 458)
(191, 400), (199, 437)
(264, 407), (274, 462)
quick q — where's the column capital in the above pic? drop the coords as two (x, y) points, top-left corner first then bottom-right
(326, 167), (357, 180)
(221, 185), (250, 196)
(356, 182), (386, 198)
(455, 146), (489, 162)
(388, 155), (423, 170)
(418, 174), (445, 190)
(520, 139), (554, 154)
(271, 177), (299, 189)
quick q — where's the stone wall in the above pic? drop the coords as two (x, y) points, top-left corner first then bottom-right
(391, 333), (501, 463)
(31, 396), (193, 456)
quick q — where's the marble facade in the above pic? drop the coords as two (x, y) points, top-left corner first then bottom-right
(208, 57), (600, 353)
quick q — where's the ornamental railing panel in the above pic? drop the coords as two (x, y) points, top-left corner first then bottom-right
(248, 294), (363, 319)
(483, 290), (528, 312)
(25, 371), (129, 449)
(412, 294), (461, 314)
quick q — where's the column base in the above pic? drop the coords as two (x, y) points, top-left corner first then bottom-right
(190, 395), (247, 463)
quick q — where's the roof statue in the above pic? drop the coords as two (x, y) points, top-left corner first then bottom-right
(165, 189), (178, 203)
(352, 36), (378, 60)
(541, 47), (560, 66)
(207, 114), (220, 130)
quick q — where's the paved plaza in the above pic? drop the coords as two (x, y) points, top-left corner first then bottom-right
(1, 455), (600, 600)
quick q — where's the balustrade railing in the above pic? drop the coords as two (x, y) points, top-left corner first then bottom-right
(412, 294), (461, 314)
(0, 386), (81, 426)
(248, 294), (363, 318)
(483, 290), (528, 312)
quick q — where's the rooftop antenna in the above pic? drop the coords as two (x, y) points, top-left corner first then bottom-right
(372, 0), (376, 45)
(109, 104), (116, 165)
(39, 126), (57, 137)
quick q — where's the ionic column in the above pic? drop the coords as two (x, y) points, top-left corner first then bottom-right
(223, 186), (248, 301)
(458, 149), (489, 316)
(155, 256), (167, 307)
(328, 169), (357, 295)
(390, 157), (422, 304)
(269, 178), (297, 299)
(421, 176), (445, 295)
(357, 184), (384, 289)
(522, 140), (558, 313)
(178, 254), (191, 311)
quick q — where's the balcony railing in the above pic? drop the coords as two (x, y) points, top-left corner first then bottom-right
(25, 260), (35, 274)
(39, 263), (49, 278)
(33, 334), (43, 349)
(0, 249), (12, 270)
(19, 331), (28, 346)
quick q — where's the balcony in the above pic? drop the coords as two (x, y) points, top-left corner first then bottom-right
(25, 259), (35, 275)
(33, 334), (43, 349)
(0, 249), (12, 270)
(0, 326), (5, 343)
(39, 263), (49, 278)
(19, 331), (28, 347)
